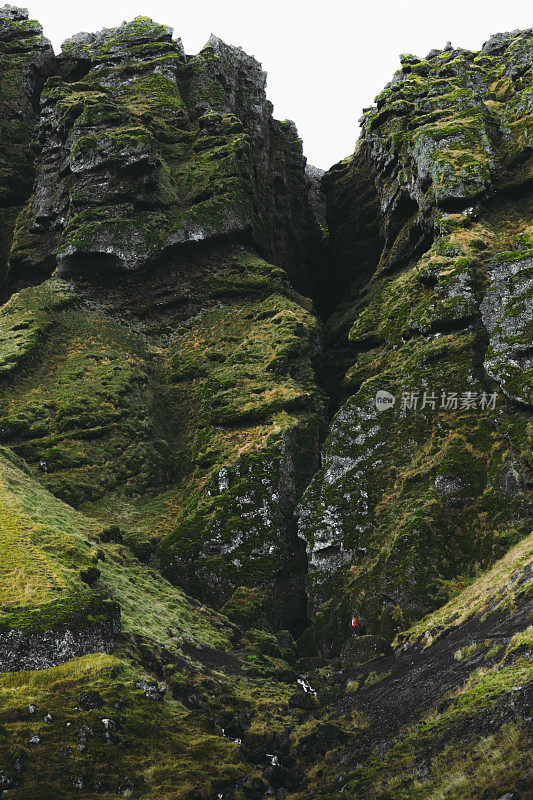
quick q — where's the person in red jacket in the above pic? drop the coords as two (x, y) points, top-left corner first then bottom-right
(351, 616), (367, 635)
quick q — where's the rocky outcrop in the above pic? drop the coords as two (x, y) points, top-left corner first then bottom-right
(480, 255), (533, 406)
(0, 6), (54, 286)
(8, 18), (321, 296)
(323, 30), (533, 292)
(0, 594), (120, 671)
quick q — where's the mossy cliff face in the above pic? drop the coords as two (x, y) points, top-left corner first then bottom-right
(0, 6), (54, 286)
(0, 246), (325, 630)
(0, 10), (326, 635)
(0, 9), (532, 799)
(299, 33), (533, 655)
(158, 281), (324, 627)
(299, 226), (533, 652)
(8, 17), (320, 295)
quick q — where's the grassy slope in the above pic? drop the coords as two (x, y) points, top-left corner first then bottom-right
(0, 436), (310, 798)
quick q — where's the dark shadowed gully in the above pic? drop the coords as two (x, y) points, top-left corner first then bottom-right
(0, 6), (531, 799)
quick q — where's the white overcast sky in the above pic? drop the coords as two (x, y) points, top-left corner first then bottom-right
(24, 0), (533, 169)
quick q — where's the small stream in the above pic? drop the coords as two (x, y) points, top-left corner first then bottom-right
(297, 675), (317, 695)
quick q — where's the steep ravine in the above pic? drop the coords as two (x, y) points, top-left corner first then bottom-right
(0, 8), (531, 800)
